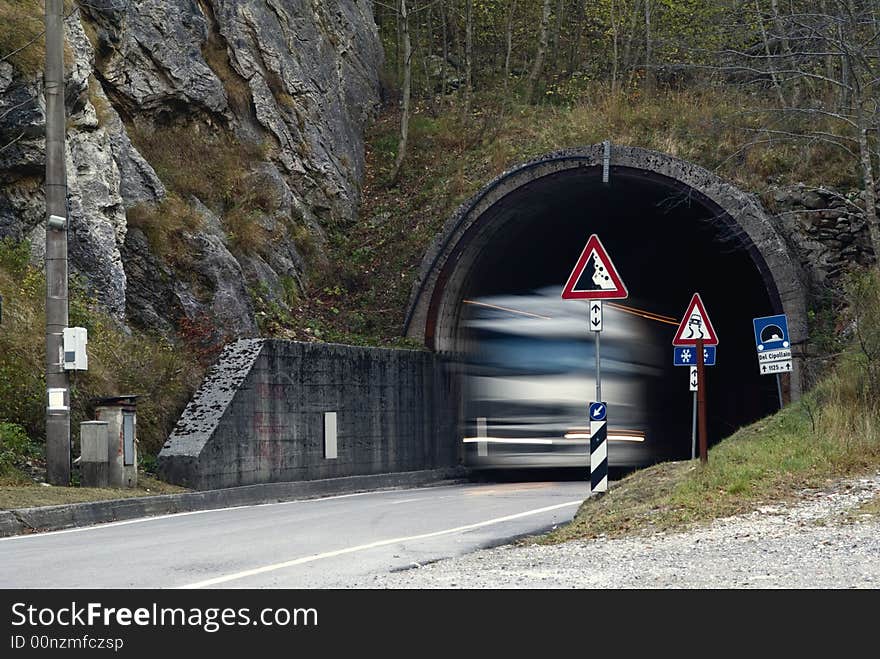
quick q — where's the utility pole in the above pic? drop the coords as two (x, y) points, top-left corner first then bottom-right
(44, 0), (70, 485)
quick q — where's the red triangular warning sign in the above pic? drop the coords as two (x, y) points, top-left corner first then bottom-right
(561, 234), (628, 300)
(673, 293), (719, 346)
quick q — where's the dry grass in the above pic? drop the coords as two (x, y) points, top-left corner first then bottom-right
(0, 0), (46, 76)
(126, 194), (203, 268)
(129, 123), (265, 210)
(0, 0), (78, 77)
(201, 32), (252, 116)
(128, 123), (280, 257)
(0, 475), (187, 511)
(855, 494), (880, 517)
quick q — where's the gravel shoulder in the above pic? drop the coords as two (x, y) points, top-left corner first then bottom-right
(353, 471), (880, 589)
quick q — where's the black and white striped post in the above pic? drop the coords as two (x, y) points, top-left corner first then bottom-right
(589, 401), (608, 494)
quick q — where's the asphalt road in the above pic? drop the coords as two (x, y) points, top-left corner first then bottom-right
(0, 480), (585, 588)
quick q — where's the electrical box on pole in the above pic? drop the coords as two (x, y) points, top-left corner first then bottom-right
(62, 327), (88, 371)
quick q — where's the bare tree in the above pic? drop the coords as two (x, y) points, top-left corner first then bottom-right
(527, 0), (552, 103)
(716, 0), (880, 268)
(644, 0), (654, 93)
(465, 0), (473, 113)
(610, 0), (620, 95)
(551, 0), (565, 70)
(504, 0), (518, 93)
(391, 0), (412, 185)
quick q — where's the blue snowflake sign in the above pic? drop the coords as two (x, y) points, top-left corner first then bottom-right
(673, 346), (716, 366)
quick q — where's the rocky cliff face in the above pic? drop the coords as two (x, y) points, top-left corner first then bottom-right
(767, 184), (877, 293)
(0, 0), (381, 338)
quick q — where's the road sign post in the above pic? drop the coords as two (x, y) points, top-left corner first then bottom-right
(696, 338), (707, 463)
(753, 314), (791, 409)
(562, 235), (627, 495)
(673, 293), (718, 465)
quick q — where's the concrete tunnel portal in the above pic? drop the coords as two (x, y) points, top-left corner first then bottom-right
(404, 144), (809, 462)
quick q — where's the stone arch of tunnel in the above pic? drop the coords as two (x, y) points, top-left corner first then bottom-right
(404, 144), (810, 454)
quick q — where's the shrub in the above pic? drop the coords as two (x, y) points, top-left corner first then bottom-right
(0, 422), (38, 476)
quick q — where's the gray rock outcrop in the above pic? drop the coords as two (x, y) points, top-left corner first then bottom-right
(767, 184), (877, 291)
(0, 1), (381, 336)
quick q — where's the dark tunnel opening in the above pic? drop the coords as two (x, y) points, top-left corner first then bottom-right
(456, 166), (781, 463)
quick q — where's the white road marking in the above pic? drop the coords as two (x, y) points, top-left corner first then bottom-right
(178, 499), (583, 589)
(389, 494), (458, 505)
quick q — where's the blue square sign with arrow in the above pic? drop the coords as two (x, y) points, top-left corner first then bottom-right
(589, 402), (607, 422)
(753, 314), (790, 351)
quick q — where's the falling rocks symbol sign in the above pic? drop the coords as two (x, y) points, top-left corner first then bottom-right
(561, 234), (628, 301)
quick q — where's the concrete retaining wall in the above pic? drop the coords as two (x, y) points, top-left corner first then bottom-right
(158, 340), (458, 490)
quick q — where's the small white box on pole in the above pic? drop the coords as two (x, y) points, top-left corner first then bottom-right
(62, 327), (88, 370)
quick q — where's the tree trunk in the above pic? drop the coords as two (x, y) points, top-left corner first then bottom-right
(857, 102), (880, 270)
(819, 0), (836, 105)
(621, 0), (643, 89)
(504, 0), (518, 93)
(551, 0), (564, 70)
(392, 0), (412, 185)
(569, 0), (584, 73)
(839, 21), (850, 110)
(610, 0), (620, 95)
(465, 0), (473, 113)
(527, 0), (552, 103)
(848, 0), (880, 268)
(769, 0), (798, 105)
(440, 0), (448, 100)
(644, 0), (653, 93)
(425, 3), (436, 112)
(756, 0), (787, 107)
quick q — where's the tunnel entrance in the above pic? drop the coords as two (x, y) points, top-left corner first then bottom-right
(405, 145), (808, 459)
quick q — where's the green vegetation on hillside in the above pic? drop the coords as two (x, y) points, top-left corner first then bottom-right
(290, 87), (862, 345)
(0, 238), (202, 485)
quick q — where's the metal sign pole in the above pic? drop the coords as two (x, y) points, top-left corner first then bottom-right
(595, 326), (601, 403)
(561, 236), (625, 495)
(691, 391), (697, 460)
(697, 338), (708, 464)
(776, 373), (784, 409)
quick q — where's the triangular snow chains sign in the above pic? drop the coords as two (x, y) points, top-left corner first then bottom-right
(673, 293), (719, 346)
(561, 234), (628, 300)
